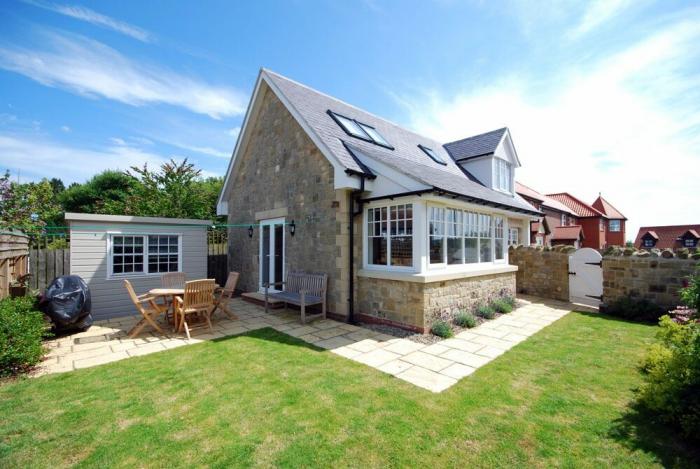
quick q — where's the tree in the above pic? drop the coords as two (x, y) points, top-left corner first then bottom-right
(125, 159), (219, 220)
(49, 178), (65, 195)
(59, 171), (136, 215)
(0, 176), (62, 235)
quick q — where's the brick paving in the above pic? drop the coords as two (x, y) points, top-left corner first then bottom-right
(35, 295), (586, 392)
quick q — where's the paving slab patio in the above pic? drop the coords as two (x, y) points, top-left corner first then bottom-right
(34, 295), (585, 392)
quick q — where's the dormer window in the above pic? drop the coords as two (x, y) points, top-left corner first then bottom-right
(327, 110), (393, 149)
(643, 238), (655, 248)
(494, 158), (512, 193)
(419, 145), (447, 165)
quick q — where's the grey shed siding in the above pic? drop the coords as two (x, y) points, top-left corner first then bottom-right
(69, 220), (207, 320)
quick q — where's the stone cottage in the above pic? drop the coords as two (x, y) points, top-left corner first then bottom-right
(217, 68), (540, 332)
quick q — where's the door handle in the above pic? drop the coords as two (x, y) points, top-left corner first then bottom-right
(568, 271), (576, 276)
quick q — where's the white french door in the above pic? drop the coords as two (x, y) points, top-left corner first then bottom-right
(259, 217), (285, 292)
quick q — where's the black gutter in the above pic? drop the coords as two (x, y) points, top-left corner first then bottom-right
(347, 174), (366, 325)
(360, 187), (542, 217)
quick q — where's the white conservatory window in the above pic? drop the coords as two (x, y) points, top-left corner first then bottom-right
(367, 204), (413, 267)
(429, 206), (445, 264)
(494, 216), (505, 260)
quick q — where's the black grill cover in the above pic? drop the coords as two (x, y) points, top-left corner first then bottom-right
(41, 275), (93, 331)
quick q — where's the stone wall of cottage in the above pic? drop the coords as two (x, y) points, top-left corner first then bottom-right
(603, 256), (698, 310)
(508, 246), (570, 302)
(356, 272), (516, 332)
(227, 83), (351, 315)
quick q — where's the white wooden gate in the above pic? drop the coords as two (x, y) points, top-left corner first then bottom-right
(568, 248), (603, 307)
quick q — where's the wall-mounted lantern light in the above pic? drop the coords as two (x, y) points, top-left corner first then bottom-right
(289, 220), (296, 237)
(248, 225), (254, 238)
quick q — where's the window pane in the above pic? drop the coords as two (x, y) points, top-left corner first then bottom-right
(447, 237), (462, 265)
(333, 113), (369, 139)
(480, 239), (492, 262)
(494, 217), (505, 260)
(465, 238), (478, 263)
(430, 237), (444, 264)
(359, 123), (390, 146)
(390, 236), (412, 266)
(369, 237), (387, 265)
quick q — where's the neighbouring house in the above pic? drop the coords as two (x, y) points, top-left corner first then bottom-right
(592, 194), (627, 247)
(515, 182), (579, 247)
(515, 184), (626, 249)
(65, 213), (209, 320)
(217, 68), (541, 332)
(634, 224), (700, 250)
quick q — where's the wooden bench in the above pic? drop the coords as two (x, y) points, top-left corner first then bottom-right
(264, 272), (328, 324)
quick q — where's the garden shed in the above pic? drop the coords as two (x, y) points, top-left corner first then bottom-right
(65, 213), (210, 320)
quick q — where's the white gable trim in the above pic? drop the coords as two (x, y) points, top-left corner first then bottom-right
(216, 69), (361, 215)
(494, 129), (521, 168)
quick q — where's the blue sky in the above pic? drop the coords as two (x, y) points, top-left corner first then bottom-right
(0, 0), (698, 238)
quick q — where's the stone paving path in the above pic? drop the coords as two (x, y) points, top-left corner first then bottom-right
(37, 295), (584, 392)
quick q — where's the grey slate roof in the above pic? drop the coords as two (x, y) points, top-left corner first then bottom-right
(443, 128), (508, 161)
(263, 69), (539, 215)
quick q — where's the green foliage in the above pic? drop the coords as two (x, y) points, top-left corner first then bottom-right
(0, 297), (49, 377)
(124, 159), (223, 221)
(0, 172), (62, 235)
(638, 316), (700, 440)
(603, 296), (664, 323)
(680, 269), (700, 310)
(45, 237), (69, 250)
(493, 298), (514, 314)
(476, 304), (496, 319)
(454, 311), (477, 328)
(431, 320), (454, 338)
(59, 170), (136, 215)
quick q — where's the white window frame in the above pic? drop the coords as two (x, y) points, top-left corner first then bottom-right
(609, 219), (621, 232)
(643, 238), (655, 248)
(683, 238), (696, 248)
(508, 227), (519, 246)
(107, 232), (183, 280)
(364, 203), (415, 272)
(561, 213), (567, 226)
(493, 158), (513, 193)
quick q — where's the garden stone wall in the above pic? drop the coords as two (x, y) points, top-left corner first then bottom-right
(508, 246), (570, 302)
(603, 256), (698, 311)
(357, 271), (515, 332)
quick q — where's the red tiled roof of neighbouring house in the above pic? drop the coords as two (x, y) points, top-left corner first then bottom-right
(515, 182), (545, 202)
(515, 182), (577, 216)
(634, 224), (700, 249)
(546, 192), (606, 218)
(551, 225), (584, 241)
(592, 194), (626, 220)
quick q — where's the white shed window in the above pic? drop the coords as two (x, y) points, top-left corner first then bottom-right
(110, 234), (180, 277)
(368, 204), (413, 267)
(494, 159), (512, 192)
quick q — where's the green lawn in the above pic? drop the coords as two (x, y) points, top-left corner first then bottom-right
(1, 312), (697, 468)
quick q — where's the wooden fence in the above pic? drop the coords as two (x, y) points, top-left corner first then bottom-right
(0, 231), (30, 299)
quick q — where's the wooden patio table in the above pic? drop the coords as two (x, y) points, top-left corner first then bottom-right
(148, 287), (184, 330)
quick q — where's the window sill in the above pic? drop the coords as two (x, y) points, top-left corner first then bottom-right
(358, 264), (517, 283)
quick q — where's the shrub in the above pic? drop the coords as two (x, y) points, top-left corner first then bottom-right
(680, 269), (700, 311)
(603, 296), (664, 323)
(0, 297), (49, 377)
(454, 311), (477, 328)
(431, 320), (454, 338)
(638, 316), (700, 440)
(476, 304), (496, 319)
(492, 298), (513, 314)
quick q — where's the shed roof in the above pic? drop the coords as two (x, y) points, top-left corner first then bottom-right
(592, 194), (626, 220)
(546, 192), (606, 218)
(551, 225), (584, 241)
(64, 213), (211, 226)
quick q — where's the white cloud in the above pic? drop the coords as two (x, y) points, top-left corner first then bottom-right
(0, 133), (171, 183)
(227, 126), (241, 137)
(165, 141), (230, 158)
(60, 125), (70, 132)
(23, 0), (153, 42)
(396, 17), (700, 241)
(0, 30), (247, 119)
(109, 137), (126, 145)
(570, 0), (635, 38)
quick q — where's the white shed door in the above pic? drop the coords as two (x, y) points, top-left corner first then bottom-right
(568, 248), (603, 307)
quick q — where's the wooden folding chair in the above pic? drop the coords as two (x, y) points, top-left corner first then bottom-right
(174, 279), (216, 339)
(123, 280), (167, 338)
(212, 272), (239, 320)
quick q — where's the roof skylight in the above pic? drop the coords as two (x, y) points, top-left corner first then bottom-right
(328, 110), (393, 149)
(419, 144), (447, 165)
